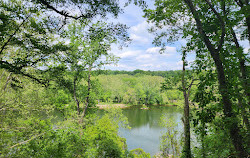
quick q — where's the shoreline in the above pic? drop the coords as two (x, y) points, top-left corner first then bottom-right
(96, 103), (179, 109)
(96, 104), (130, 109)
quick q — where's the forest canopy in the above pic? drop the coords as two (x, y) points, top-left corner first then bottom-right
(0, 0), (249, 157)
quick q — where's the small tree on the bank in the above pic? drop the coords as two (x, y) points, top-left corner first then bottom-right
(161, 51), (196, 158)
(49, 21), (128, 120)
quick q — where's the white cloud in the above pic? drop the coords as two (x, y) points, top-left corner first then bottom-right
(118, 50), (142, 58)
(136, 54), (153, 60)
(130, 21), (152, 33)
(146, 47), (161, 53)
(130, 34), (150, 44)
(177, 61), (183, 66)
(116, 64), (137, 71)
(146, 46), (177, 54)
(165, 46), (177, 54)
(141, 64), (154, 67)
(129, 21), (154, 45)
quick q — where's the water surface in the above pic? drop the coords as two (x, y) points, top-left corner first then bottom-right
(119, 106), (183, 156)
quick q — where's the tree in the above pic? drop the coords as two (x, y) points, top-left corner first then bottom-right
(161, 52), (196, 158)
(180, 51), (196, 158)
(50, 21), (128, 120)
(144, 0), (248, 157)
(0, 0), (128, 83)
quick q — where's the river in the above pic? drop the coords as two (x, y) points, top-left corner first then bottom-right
(119, 106), (183, 156)
(53, 105), (183, 156)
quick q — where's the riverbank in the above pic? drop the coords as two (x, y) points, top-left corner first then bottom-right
(96, 103), (131, 109)
(96, 103), (181, 109)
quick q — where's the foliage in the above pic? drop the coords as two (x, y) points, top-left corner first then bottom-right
(84, 113), (129, 158)
(144, 0), (249, 157)
(130, 148), (151, 158)
(159, 114), (181, 158)
(0, 73), (134, 157)
(0, 0), (129, 83)
(97, 74), (176, 105)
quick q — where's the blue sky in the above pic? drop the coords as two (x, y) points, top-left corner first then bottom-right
(104, 0), (249, 71)
(104, 0), (195, 71)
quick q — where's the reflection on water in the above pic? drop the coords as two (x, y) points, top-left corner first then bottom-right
(119, 106), (183, 156)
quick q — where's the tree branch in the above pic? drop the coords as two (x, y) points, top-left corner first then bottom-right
(0, 14), (31, 55)
(0, 60), (48, 86)
(3, 72), (12, 91)
(204, 0), (225, 52)
(183, 0), (217, 55)
(9, 133), (44, 149)
(187, 78), (197, 97)
(237, 0), (244, 6)
(38, 0), (92, 20)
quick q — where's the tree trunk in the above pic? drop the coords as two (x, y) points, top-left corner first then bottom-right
(73, 77), (80, 115)
(81, 66), (92, 121)
(235, 86), (250, 130)
(181, 55), (192, 158)
(230, 26), (250, 101)
(245, 14), (250, 43)
(212, 53), (246, 157)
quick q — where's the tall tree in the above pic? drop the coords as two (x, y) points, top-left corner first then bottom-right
(144, 0), (248, 157)
(180, 51), (196, 158)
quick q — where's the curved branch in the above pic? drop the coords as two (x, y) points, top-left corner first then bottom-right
(38, 0), (92, 20)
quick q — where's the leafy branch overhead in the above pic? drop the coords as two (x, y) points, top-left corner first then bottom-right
(0, 0), (129, 84)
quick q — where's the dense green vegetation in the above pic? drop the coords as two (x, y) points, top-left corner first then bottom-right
(96, 73), (183, 106)
(1, 0), (249, 157)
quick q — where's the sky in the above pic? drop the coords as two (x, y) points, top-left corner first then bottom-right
(103, 0), (195, 71)
(103, 0), (249, 71)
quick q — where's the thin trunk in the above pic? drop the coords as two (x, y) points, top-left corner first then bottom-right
(73, 77), (80, 115)
(213, 46), (246, 158)
(230, 26), (250, 101)
(234, 1), (250, 42)
(81, 66), (92, 121)
(246, 16), (250, 43)
(201, 107), (206, 158)
(235, 86), (250, 130)
(184, 0), (247, 157)
(181, 54), (191, 158)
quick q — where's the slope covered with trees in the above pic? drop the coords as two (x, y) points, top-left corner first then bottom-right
(1, 0), (249, 157)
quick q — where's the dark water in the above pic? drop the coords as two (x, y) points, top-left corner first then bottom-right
(119, 106), (183, 156)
